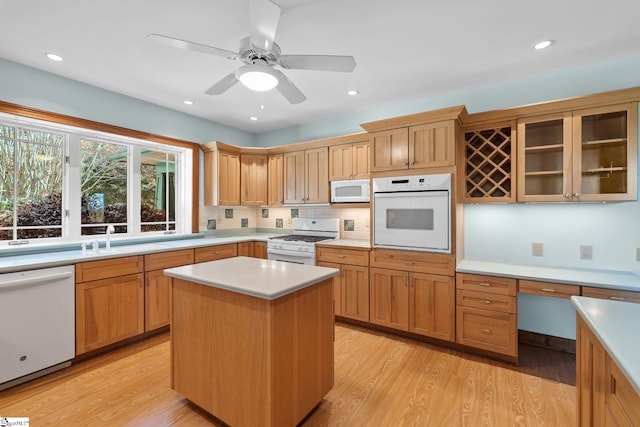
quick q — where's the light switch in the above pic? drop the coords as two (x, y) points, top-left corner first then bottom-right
(580, 245), (592, 260)
(532, 242), (543, 256)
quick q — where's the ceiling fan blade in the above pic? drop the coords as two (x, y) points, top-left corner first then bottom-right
(204, 72), (239, 95)
(249, 0), (280, 52)
(278, 55), (357, 72)
(271, 69), (306, 104)
(147, 33), (237, 59)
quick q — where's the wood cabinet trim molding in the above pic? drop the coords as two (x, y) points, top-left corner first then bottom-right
(361, 105), (467, 132)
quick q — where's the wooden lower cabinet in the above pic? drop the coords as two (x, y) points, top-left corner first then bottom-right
(577, 315), (640, 426)
(75, 273), (144, 355)
(317, 262), (369, 322)
(238, 241), (268, 259)
(144, 270), (172, 331)
(455, 273), (517, 360)
(369, 268), (455, 341)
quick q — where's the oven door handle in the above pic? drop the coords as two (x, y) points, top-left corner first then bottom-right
(267, 248), (315, 258)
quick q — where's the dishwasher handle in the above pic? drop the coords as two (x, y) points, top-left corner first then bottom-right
(0, 271), (73, 292)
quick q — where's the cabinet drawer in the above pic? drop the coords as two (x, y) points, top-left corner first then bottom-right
(370, 249), (454, 276)
(194, 244), (238, 263)
(582, 287), (640, 304)
(519, 279), (580, 299)
(456, 306), (517, 357)
(456, 273), (516, 296)
(456, 289), (516, 314)
(144, 249), (194, 271)
(316, 246), (369, 266)
(75, 255), (144, 283)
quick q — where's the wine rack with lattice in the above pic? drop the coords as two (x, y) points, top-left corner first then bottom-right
(463, 127), (513, 202)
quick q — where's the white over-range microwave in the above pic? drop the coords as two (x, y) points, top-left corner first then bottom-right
(331, 179), (370, 203)
(372, 173), (451, 253)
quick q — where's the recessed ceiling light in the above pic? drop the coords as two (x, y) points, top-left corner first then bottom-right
(534, 40), (554, 50)
(45, 53), (64, 62)
(250, 116), (258, 121)
(347, 90), (359, 96)
(183, 100), (194, 105)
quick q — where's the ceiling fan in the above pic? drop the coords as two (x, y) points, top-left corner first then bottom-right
(147, 0), (356, 104)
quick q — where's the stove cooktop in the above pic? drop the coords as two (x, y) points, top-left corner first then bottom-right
(269, 235), (334, 243)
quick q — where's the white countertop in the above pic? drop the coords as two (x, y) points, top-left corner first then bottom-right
(457, 259), (640, 292)
(0, 233), (281, 274)
(571, 296), (640, 396)
(164, 256), (340, 300)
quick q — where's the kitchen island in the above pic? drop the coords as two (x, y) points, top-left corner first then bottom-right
(164, 256), (339, 427)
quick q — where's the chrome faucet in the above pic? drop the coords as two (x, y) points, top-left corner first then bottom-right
(105, 225), (115, 249)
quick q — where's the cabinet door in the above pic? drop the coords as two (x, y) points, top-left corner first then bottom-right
(219, 151), (241, 205)
(517, 112), (573, 202)
(370, 128), (409, 172)
(329, 143), (354, 180)
(409, 121), (456, 168)
(577, 316), (606, 426)
(241, 154), (268, 206)
(268, 154), (284, 205)
(75, 273), (144, 354)
(352, 141), (370, 179)
(237, 241), (254, 257)
(317, 261), (343, 317)
(254, 241), (268, 259)
(369, 268), (408, 330)
(305, 147), (329, 203)
(409, 273), (454, 341)
(145, 270), (171, 331)
(284, 151), (305, 204)
(572, 103), (638, 202)
(342, 264), (369, 322)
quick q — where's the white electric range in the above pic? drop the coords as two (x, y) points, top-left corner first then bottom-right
(267, 218), (339, 265)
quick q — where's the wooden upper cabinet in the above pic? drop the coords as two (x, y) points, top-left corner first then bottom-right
(370, 121), (456, 172)
(410, 121), (456, 168)
(305, 147), (329, 203)
(517, 103), (638, 202)
(203, 142), (241, 206)
(370, 128), (409, 172)
(329, 141), (370, 180)
(284, 147), (329, 204)
(268, 154), (284, 205)
(240, 154), (268, 206)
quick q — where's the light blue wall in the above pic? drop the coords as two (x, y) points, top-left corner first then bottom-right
(0, 58), (256, 146)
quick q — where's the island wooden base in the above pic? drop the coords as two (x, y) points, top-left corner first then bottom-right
(171, 277), (334, 427)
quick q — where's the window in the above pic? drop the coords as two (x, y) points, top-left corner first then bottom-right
(0, 124), (65, 241)
(0, 114), (192, 246)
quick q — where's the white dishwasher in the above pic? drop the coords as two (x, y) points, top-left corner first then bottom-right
(0, 265), (75, 390)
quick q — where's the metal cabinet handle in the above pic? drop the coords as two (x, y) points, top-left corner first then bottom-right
(405, 261), (415, 266)
(574, 192), (582, 199)
(541, 288), (557, 293)
(479, 282), (492, 287)
(609, 296), (626, 301)
(404, 162), (409, 166)
(409, 161), (415, 166)
(564, 193), (571, 199)
(337, 255), (346, 259)
(480, 328), (492, 334)
(483, 300), (492, 304)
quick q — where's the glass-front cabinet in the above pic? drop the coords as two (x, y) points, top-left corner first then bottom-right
(517, 103), (637, 202)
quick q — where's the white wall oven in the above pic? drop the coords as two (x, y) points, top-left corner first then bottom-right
(373, 174), (451, 253)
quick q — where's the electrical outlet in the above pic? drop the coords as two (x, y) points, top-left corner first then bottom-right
(532, 242), (543, 256)
(580, 245), (593, 260)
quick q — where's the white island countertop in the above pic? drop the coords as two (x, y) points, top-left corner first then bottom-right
(164, 256), (340, 300)
(571, 296), (640, 396)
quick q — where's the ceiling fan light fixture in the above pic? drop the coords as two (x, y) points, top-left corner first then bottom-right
(236, 63), (279, 92)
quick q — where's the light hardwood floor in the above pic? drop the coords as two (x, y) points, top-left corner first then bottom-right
(0, 322), (575, 426)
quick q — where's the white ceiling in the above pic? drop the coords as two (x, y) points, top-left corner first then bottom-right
(2, 0), (640, 134)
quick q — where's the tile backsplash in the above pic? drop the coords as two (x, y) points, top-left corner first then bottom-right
(200, 205), (370, 240)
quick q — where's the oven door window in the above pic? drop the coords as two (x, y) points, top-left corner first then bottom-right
(386, 209), (434, 231)
(374, 190), (450, 252)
